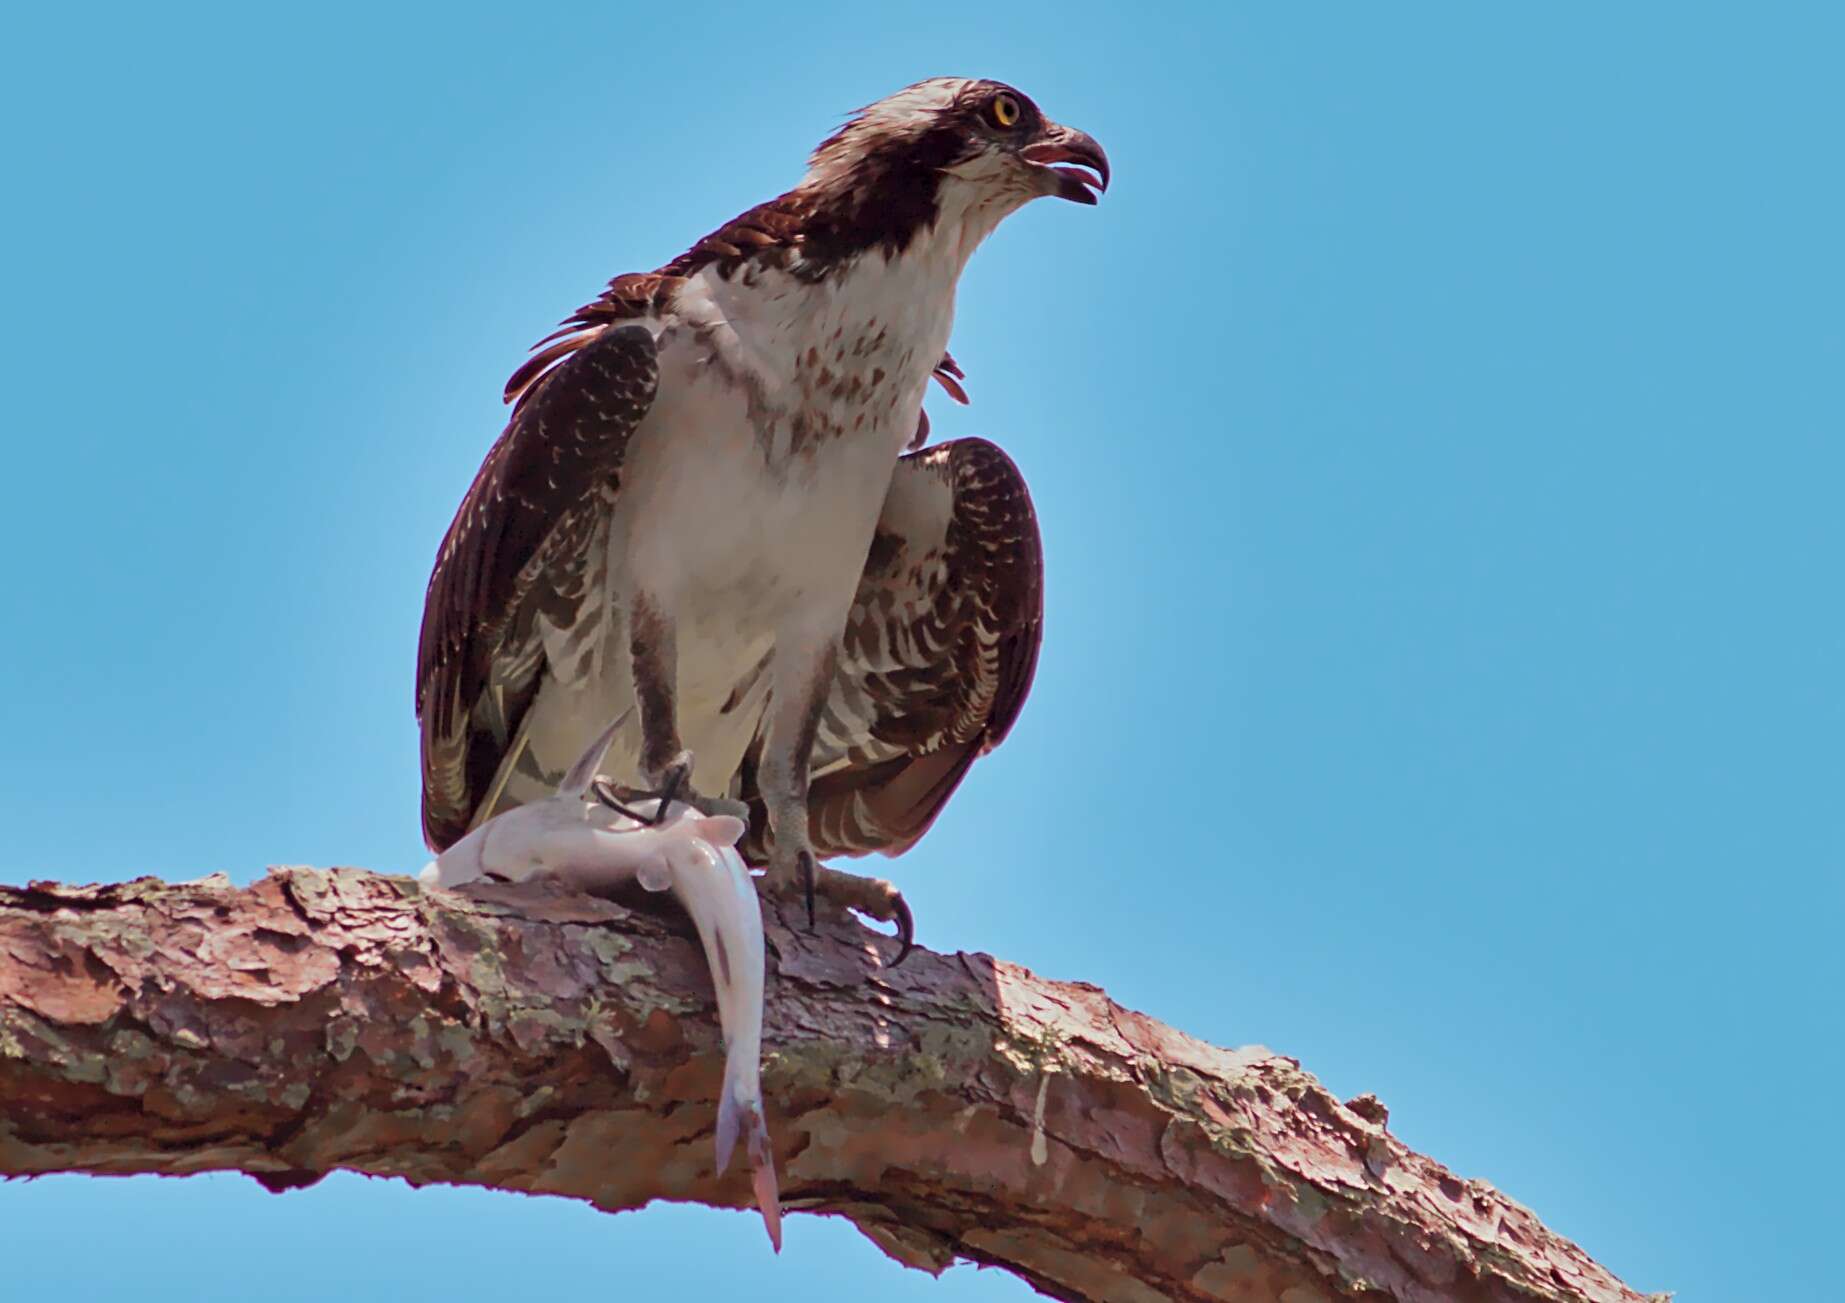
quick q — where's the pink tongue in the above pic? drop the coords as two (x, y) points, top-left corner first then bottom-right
(931, 367), (970, 406)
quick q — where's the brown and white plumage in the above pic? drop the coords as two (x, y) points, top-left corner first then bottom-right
(415, 78), (1105, 940)
(741, 435), (1043, 864)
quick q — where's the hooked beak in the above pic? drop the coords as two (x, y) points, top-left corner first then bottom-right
(1021, 123), (1111, 204)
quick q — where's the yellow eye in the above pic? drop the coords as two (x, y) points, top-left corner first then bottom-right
(989, 93), (1021, 128)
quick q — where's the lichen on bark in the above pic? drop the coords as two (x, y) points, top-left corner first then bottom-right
(0, 868), (1657, 1302)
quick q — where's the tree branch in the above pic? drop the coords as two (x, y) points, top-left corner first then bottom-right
(0, 869), (1653, 1302)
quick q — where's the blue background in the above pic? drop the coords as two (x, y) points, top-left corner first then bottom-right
(3, 4), (1838, 1299)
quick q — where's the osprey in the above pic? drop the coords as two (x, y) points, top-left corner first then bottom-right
(416, 77), (1108, 956)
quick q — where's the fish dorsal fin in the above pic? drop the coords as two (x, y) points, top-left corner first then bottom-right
(556, 708), (634, 799)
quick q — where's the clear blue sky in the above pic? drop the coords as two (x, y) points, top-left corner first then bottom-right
(3, 4), (1838, 1299)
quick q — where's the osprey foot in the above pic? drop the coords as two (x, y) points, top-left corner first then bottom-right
(594, 751), (749, 825)
(766, 854), (914, 967)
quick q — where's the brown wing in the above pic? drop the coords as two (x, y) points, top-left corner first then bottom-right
(739, 437), (1043, 862)
(502, 196), (813, 410)
(500, 194), (965, 414)
(415, 324), (658, 851)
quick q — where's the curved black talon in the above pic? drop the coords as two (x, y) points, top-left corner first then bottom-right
(590, 764), (688, 827)
(653, 762), (687, 822)
(797, 849), (816, 927)
(888, 891), (915, 968)
(590, 779), (653, 825)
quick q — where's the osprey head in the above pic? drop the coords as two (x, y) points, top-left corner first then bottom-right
(802, 78), (1109, 257)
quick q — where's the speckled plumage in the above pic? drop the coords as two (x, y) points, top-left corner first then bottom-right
(416, 78), (1105, 883)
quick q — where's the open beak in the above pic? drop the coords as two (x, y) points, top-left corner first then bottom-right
(1022, 123), (1111, 204)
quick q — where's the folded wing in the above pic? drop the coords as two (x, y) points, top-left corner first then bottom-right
(740, 437), (1044, 861)
(416, 325), (659, 851)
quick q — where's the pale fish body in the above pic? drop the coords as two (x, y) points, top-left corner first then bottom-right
(419, 716), (782, 1250)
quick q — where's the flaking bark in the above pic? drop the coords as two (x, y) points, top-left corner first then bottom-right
(0, 869), (1656, 1302)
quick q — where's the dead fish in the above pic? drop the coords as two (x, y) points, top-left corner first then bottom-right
(421, 717), (781, 1250)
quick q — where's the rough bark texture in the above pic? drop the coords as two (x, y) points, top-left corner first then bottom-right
(0, 869), (1656, 1302)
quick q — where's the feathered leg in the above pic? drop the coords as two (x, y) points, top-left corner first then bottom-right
(759, 630), (914, 964)
(628, 592), (748, 820)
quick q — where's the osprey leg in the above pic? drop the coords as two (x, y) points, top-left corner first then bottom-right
(756, 634), (832, 915)
(758, 634), (915, 965)
(628, 593), (749, 820)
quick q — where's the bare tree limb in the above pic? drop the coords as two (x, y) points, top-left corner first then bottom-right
(0, 869), (1655, 1302)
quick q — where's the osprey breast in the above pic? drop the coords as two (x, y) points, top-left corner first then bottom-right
(677, 249), (958, 462)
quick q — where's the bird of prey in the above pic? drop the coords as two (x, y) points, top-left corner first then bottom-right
(416, 77), (1108, 955)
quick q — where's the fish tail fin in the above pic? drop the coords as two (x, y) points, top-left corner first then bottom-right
(715, 1091), (742, 1174)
